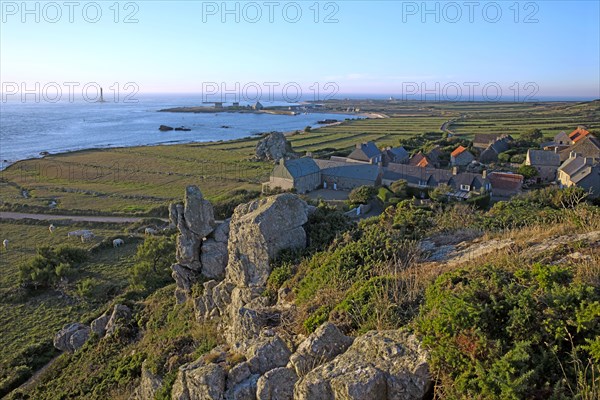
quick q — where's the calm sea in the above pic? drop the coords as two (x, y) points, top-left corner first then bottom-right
(0, 94), (357, 170)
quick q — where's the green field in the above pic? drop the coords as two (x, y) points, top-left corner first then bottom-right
(0, 220), (141, 394)
(1, 100), (597, 216)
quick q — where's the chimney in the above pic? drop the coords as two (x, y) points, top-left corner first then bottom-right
(585, 157), (593, 166)
(356, 143), (362, 149)
(482, 170), (487, 179)
(570, 151), (577, 159)
(279, 158), (285, 166)
(452, 166), (458, 175)
(554, 147), (560, 153)
(306, 151), (313, 158)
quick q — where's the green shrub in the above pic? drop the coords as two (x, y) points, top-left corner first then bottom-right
(19, 245), (88, 289)
(417, 264), (600, 399)
(349, 185), (377, 205)
(517, 164), (538, 179)
(129, 235), (176, 292)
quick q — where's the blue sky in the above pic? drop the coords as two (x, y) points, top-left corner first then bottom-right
(1, 1), (599, 99)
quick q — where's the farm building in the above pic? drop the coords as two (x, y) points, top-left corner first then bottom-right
(264, 158), (321, 194)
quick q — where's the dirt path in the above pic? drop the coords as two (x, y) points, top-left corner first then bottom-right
(0, 211), (164, 223)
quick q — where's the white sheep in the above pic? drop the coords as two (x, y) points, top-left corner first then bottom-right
(2, 239), (8, 251)
(113, 238), (124, 248)
(144, 227), (158, 236)
(81, 233), (95, 243)
(49, 224), (56, 234)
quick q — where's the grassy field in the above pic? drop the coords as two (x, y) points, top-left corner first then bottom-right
(0, 220), (142, 394)
(1, 100), (597, 216)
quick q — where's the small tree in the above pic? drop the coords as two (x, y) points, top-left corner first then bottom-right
(349, 185), (377, 205)
(521, 128), (544, 143)
(429, 184), (453, 203)
(390, 180), (408, 198)
(304, 126), (312, 133)
(517, 165), (538, 179)
(130, 235), (176, 291)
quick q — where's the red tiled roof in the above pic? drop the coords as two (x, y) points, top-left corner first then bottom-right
(451, 145), (467, 157)
(416, 158), (430, 167)
(488, 172), (524, 191)
(569, 127), (591, 143)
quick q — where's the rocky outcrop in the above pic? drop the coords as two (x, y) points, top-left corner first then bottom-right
(254, 132), (296, 162)
(172, 361), (226, 400)
(288, 322), (353, 377)
(256, 367), (298, 400)
(105, 304), (132, 337)
(294, 330), (431, 400)
(171, 186), (222, 302)
(54, 323), (90, 353)
(90, 313), (110, 337)
(133, 361), (164, 400)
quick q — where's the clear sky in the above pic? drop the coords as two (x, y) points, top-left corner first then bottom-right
(1, 0), (599, 100)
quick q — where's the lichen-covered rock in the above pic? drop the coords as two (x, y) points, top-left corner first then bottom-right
(183, 185), (215, 238)
(201, 238), (228, 280)
(256, 367), (297, 400)
(90, 313), (110, 337)
(226, 194), (309, 288)
(246, 335), (292, 375)
(254, 132), (296, 162)
(213, 219), (231, 243)
(294, 330), (431, 400)
(133, 361), (163, 400)
(104, 304), (132, 337)
(227, 361), (252, 390)
(225, 374), (259, 400)
(54, 323), (90, 353)
(172, 362), (226, 400)
(289, 323), (353, 377)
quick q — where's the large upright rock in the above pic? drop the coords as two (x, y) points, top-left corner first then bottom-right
(254, 132), (296, 162)
(183, 185), (215, 238)
(172, 362), (226, 400)
(227, 194), (309, 288)
(294, 330), (431, 400)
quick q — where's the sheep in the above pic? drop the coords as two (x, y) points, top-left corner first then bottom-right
(144, 227), (158, 236)
(2, 239), (8, 251)
(49, 224), (56, 234)
(80, 232), (95, 243)
(113, 238), (124, 248)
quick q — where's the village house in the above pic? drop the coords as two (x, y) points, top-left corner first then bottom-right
(408, 152), (432, 168)
(488, 172), (524, 198)
(554, 131), (572, 146)
(347, 141), (383, 164)
(382, 163), (490, 200)
(382, 146), (409, 165)
(525, 149), (561, 182)
(314, 159), (382, 190)
(450, 145), (475, 167)
(568, 126), (591, 144)
(426, 146), (443, 168)
(557, 153), (600, 197)
(264, 157), (321, 194)
(558, 135), (600, 162)
(253, 101), (264, 110)
(479, 137), (512, 164)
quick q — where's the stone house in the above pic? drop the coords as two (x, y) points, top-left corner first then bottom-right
(315, 159), (382, 190)
(382, 146), (409, 165)
(348, 142), (383, 164)
(557, 153), (600, 197)
(450, 146), (475, 166)
(525, 149), (561, 182)
(473, 134), (512, 151)
(265, 158), (321, 194)
(558, 135), (600, 162)
(479, 137), (512, 164)
(488, 172), (524, 198)
(253, 101), (264, 110)
(408, 152), (432, 168)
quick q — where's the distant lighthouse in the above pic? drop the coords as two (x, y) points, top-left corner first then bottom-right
(98, 87), (106, 103)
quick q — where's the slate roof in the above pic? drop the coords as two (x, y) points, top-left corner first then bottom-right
(284, 157), (320, 177)
(558, 156), (596, 183)
(385, 146), (409, 161)
(527, 149), (560, 166)
(473, 134), (500, 147)
(384, 163), (488, 191)
(314, 159), (380, 182)
(489, 139), (510, 154)
(348, 141), (382, 162)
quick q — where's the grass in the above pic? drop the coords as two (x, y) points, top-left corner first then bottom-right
(0, 220), (141, 395)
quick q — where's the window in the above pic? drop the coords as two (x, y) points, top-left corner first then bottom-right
(460, 184), (470, 191)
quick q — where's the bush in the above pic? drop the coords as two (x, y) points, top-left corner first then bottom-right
(417, 264), (600, 399)
(498, 152), (511, 163)
(19, 246), (88, 289)
(129, 235), (176, 292)
(517, 165), (538, 179)
(349, 185), (377, 205)
(389, 179), (408, 198)
(510, 154), (526, 164)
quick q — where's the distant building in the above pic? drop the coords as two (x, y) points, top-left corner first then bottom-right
(554, 131), (571, 146)
(488, 172), (524, 198)
(348, 142), (383, 164)
(408, 152), (432, 168)
(525, 149), (561, 182)
(253, 101), (264, 110)
(479, 136), (512, 164)
(382, 163), (490, 200)
(450, 145), (475, 166)
(265, 158), (321, 194)
(214, 102), (223, 109)
(473, 134), (511, 151)
(568, 126), (591, 144)
(232, 102), (240, 107)
(557, 153), (600, 197)
(315, 159), (382, 190)
(382, 146), (409, 165)
(426, 146), (443, 168)
(558, 135), (600, 162)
